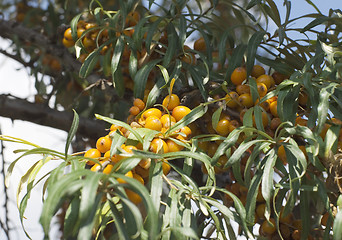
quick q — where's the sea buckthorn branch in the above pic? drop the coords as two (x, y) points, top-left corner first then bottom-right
(0, 94), (107, 139)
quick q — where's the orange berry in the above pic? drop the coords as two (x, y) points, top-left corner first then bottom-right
(256, 187), (265, 202)
(236, 84), (250, 95)
(280, 224), (291, 239)
(225, 91), (239, 108)
(238, 93), (254, 108)
(230, 182), (241, 197)
(255, 99), (270, 111)
(215, 119), (230, 136)
(270, 117), (282, 130)
(194, 37), (206, 52)
(172, 106), (191, 122)
(251, 65), (265, 78)
(78, 53), (88, 63)
(50, 59), (62, 71)
(291, 230), (301, 240)
(125, 189), (142, 204)
(182, 52), (196, 65)
(272, 72), (288, 85)
(256, 82), (268, 97)
(320, 123), (330, 140)
(145, 116), (162, 131)
(207, 142), (219, 157)
(110, 124), (122, 132)
(64, 27), (73, 41)
(256, 74), (275, 89)
(138, 158), (151, 169)
(82, 37), (95, 50)
(135, 165), (149, 179)
(280, 211), (293, 224)
(116, 145), (137, 162)
(142, 108), (162, 119)
(231, 67), (247, 85)
(62, 37), (75, 48)
(270, 101), (278, 117)
(268, 96), (277, 103)
(103, 164), (113, 174)
(166, 137), (184, 152)
(162, 94), (180, 111)
(90, 160), (106, 172)
(96, 136), (112, 153)
(256, 203), (266, 219)
(77, 28), (85, 38)
(179, 126), (192, 138)
(104, 150), (115, 161)
(198, 141), (209, 152)
(117, 170), (133, 184)
(160, 114), (176, 128)
(133, 98), (145, 111)
(228, 120), (240, 133)
(162, 161), (171, 175)
(85, 22), (97, 30)
(84, 148), (101, 165)
(125, 11), (140, 27)
(129, 106), (140, 116)
(133, 173), (144, 185)
(150, 138), (169, 153)
(278, 145), (287, 165)
(261, 218), (276, 235)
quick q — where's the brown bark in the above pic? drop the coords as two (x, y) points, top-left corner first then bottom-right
(0, 94), (107, 139)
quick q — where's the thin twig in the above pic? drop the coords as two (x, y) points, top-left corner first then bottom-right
(0, 126), (10, 240)
(162, 174), (178, 190)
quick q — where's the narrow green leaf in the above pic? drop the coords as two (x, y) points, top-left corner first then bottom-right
(218, 29), (234, 66)
(149, 160), (163, 213)
(211, 107), (222, 130)
(120, 197), (143, 238)
(227, 139), (265, 166)
(316, 84), (338, 133)
(64, 196), (80, 238)
(246, 31), (266, 76)
(300, 189), (310, 240)
(301, 16), (329, 32)
(262, 149), (277, 220)
(79, 50), (100, 78)
(167, 104), (208, 135)
(108, 199), (130, 240)
(163, 23), (178, 67)
(65, 110), (79, 159)
(134, 59), (160, 99)
(111, 35), (125, 76)
(187, 67), (208, 101)
(265, 0), (281, 26)
(40, 170), (90, 235)
(70, 13), (83, 42)
(333, 210), (342, 240)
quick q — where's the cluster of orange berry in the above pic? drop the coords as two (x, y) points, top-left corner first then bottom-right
(82, 93), (193, 204)
(41, 53), (62, 72)
(126, 94), (192, 153)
